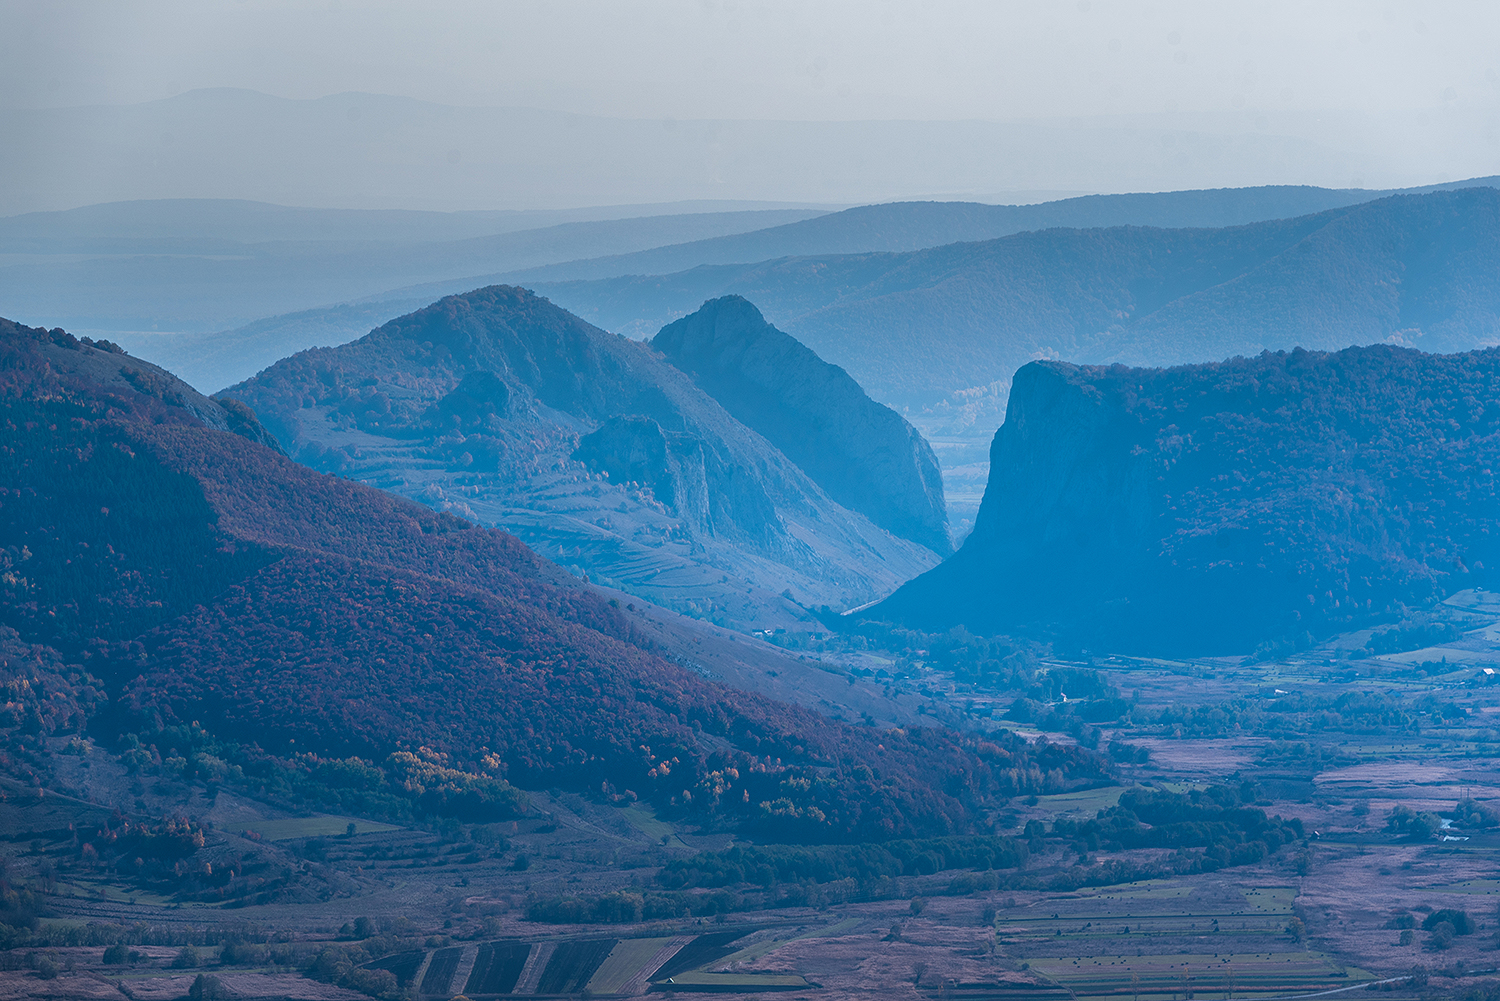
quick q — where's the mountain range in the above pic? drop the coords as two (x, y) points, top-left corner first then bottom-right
(8, 178), (1491, 395)
(505, 175), (1500, 285)
(874, 344), (1500, 654)
(223, 287), (943, 628)
(537, 187), (1500, 426)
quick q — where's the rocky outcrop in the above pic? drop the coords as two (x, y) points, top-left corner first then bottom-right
(573, 416), (778, 545)
(428, 370), (514, 432)
(875, 345), (1500, 654)
(653, 296), (949, 553)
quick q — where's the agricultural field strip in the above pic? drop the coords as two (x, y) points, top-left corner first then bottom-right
(584, 935), (677, 994)
(618, 936), (695, 996)
(1032, 951), (1377, 998)
(662, 970), (810, 987)
(703, 916), (864, 971)
(513, 940), (556, 994)
(448, 944), (479, 994)
(243, 815), (401, 840)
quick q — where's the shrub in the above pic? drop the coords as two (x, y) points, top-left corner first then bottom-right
(343, 966), (398, 999)
(171, 945), (201, 968)
(102, 944), (129, 964)
(188, 974), (226, 1000)
(1423, 909), (1474, 935)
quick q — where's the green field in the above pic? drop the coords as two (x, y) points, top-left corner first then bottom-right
(241, 815), (401, 840)
(620, 802), (698, 849)
(584, 936), (675, 994)
(1033, 786), (1126, 816)
(1029, 951), (1375, 1001)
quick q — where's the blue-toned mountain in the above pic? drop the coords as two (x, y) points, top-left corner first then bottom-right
(876, 344), (1500, 654)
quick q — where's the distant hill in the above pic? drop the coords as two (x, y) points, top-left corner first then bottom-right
(0, 201), (825, 346)
(74, 179), (1496, 393)
(537, 187), (1500, 419)
(874, 344), (1500, 655)
(0, 315), (1108, 842)
(508, 176), (1499, 284)
(226, 286), (938, 627)
(0, 196), (830, 245)
(654, 296), (949, 553)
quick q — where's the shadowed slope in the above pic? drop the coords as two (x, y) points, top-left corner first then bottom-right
(654, 296), (949, 553)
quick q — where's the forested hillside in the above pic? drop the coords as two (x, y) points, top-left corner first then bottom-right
(1, 316), (1109, 844)
(875, 343), (1500, 654)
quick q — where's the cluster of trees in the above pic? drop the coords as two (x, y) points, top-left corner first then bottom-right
(1366, 621), (1464, 656)
(1049, 784), (1304, 872)
(1137, 688), (1444, 739)
(659, 834), (1029, 890)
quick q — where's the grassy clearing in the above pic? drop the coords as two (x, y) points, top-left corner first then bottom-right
(621, 803), (692, 847)
(1033, 786), (1125, 816)
(585, 936), (674, 994)
(1423, 878), (1500, 896)
(54, 879), (177, 906)
(242, 815), (400, 840)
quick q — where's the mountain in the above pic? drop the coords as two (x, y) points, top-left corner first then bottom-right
(225, 286), (939, 628)
(535, 187), (1500, 422)
(506, 176), (1500, 285)
(653, 296), (949, 553)
(873, 344), (1500, 655)
(0, 315), (1107, 843)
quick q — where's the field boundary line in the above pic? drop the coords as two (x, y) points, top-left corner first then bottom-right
(1255, 976), (1407, 999)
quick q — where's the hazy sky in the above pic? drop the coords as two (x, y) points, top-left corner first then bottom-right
(4, 0), (1498, 122)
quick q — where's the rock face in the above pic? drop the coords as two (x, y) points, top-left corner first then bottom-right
(227, 286), (937, 628)
(875, 345), (1500, 654)
(572, 415), (778, 545)
(653, 296), (949, 553)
